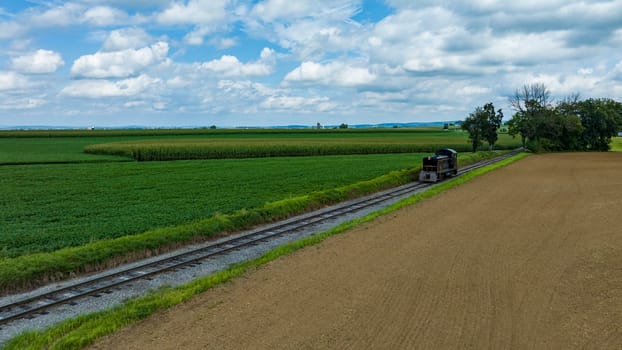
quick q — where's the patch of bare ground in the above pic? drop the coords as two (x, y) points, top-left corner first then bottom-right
(90, 153), (622, 350)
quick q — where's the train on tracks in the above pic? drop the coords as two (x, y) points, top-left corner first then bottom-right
(418, 148), (458, 182)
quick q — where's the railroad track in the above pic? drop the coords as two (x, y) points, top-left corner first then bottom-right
(0, 149), (522, 327)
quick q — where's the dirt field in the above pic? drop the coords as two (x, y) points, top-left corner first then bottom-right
(91, 153), (622, 350)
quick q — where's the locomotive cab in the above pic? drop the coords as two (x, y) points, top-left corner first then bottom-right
(419, 148), (458, 182)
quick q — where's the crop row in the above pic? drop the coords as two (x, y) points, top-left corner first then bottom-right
(85, 140), (519, 161)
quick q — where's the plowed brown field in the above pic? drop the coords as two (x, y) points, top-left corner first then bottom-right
(91, 153), (622, 350)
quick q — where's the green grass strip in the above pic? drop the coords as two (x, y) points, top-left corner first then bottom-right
(2, 152), (528, 350)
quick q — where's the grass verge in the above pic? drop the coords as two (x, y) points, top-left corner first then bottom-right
(2, 152), (529, 350)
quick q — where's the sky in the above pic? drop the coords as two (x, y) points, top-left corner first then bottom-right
(0, 0), (621, 128)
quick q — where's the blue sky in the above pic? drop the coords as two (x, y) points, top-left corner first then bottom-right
(1, 0), (621, 127)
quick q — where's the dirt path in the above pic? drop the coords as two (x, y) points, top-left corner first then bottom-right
(91, 153), (622, 350)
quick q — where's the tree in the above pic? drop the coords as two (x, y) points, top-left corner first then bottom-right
(576, 99), (619, 151)
(462, 111), (484, 152)
(482, 103), (504, 150)
(509, 83), (551, 114)
(462, 102), (503, 152)
(508, 83), (552, 150)
(339, 123), (348, 129)
(553, 94), (584, 151)
(507, 111), (527, 148)
(504, 84), (620, 152)
(600, 98), (622, 132)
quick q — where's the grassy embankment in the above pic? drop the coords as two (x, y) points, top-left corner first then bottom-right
(2, 152), (530, 350)
(611, 137), (622, 152)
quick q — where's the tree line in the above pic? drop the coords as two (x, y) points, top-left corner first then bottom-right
(462, 83), (622, 152)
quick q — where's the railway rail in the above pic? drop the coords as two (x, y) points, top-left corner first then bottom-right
(0, 149), (522, 328)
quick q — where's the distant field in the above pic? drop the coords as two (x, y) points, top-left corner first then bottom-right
(0, 137), (132, 164)
(0, 153), (428, 258)
(83, 130), (521, 161)
(1, 128), (521, 164)
(0, 128), (523, 258)
(611, 137), (622, 152)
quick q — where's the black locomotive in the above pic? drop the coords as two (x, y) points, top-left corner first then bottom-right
(418, 148), (458, 182)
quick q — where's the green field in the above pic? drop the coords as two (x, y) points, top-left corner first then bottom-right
(611, 137), (622, 151)
(0, 137), (132, 164)
(0, 128), (517, 292)
(84, 130), (520, 160)
(1, 128), (521, 164)
(1, 154), (427, 258)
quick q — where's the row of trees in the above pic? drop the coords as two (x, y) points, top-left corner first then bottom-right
(462, 83), (622, 152)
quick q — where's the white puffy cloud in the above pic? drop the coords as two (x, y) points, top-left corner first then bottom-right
(102, 28), (152, 51)
(152, 101), (167, 110)
(80, 0), (171, 10)
(216, 79), (276, 98)
(198, 48), (275, 77)
(250, 0), (359, 22)
(81, 6), (128, 26)
(124, 100), (147, 108)
(157, 0), (229, 25)
(250, 0), (323, 21)
(70, 42), (169, 78)
(245, 0), (363, 59)
(11, 49), (64, 74)
(166, 76), (190, 89)
(386, 0), (569, 13)
(368, 8), (469, 70)
(0, 96), (47, 110)
(613, 60), (622, 80)
(60, 74), (161, 98)
(29, 3), (82, 27)
(199, 56), (269, 76)
(0, 71), (32, 91)
(260, 95), (336, 112)
(274, 21), (363, 59)
(184, 26), (211, 45)
(284, 61), (376, 87)
(156, 0), (232, 45)
(481, 32), (576, 67)
(6, 3), (136, 35)
(0, 21), (23, 40)
(208, 37), (238, 49)
(363, 5), (600, 80)
(456, 85), (492, 97)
